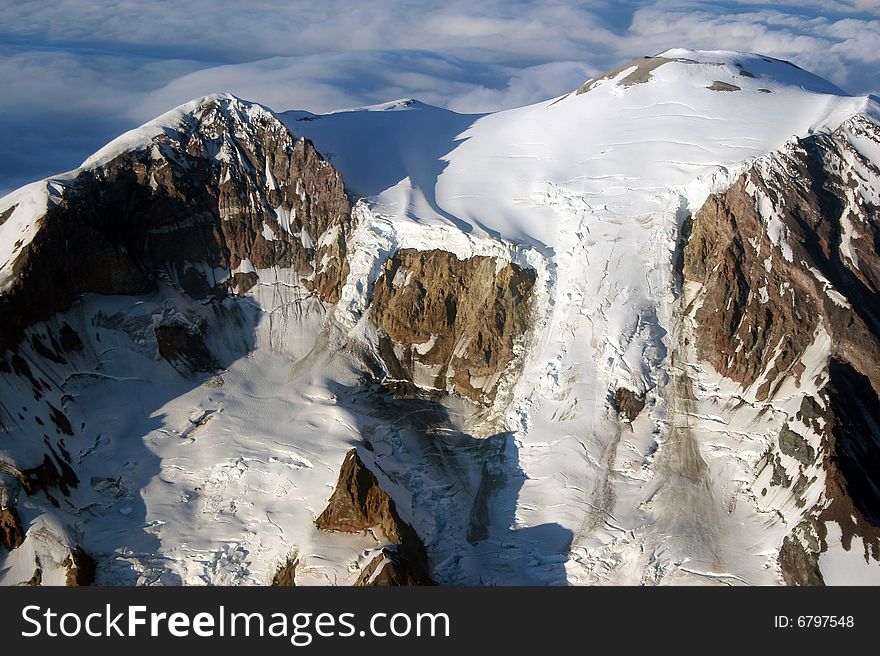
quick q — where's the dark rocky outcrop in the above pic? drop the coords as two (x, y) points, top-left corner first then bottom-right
(813, 360), (880, 560)
(370, 249), (536, 403)
(778, 425), (815, 467)
(778, 532), (824, 586)
(823, 359), (880, 528)
(707, 81), (741, 92)
(58, 323), (83, 353)
(683, 183), (820, 399)
(271, 556), (298, 586)
(46, 403), (73, 436)
(768, 362), (880, 575)
(317, 449), (410, 543)
(0, 504), (24, 551)
(0, 204), (16, 227)
(63, 546), (96, 586)
(316, 449), (433, 585)
(2, 452), (79, 503)
(354, 547), (434, 587)
(613, 388), (646, 423)
(155, 320), (218, 376)
(27, 558), (42, 587)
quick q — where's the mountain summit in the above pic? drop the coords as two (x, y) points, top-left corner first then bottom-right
(1, 50), (879, 586)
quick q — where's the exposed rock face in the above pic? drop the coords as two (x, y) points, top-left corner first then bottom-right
(58, 323), (83, 353)
(2, 452), (79, 505)
(613, 388), (645, 423)
(370, 249), (536, 403)
(684, 116), (880, 401)
(576, 55), (675, 94)
(316, 448), (433, 585)
(354, 547), (434, 587)
(684, 115), (880, 582)
(575, 53), (769, 95)
(4, 64), (879, 588)
(2, 94), (525, 588)
(155, 319), (218, 376)
(27, 558), (42, 587)
(317, 449), (409, 542)
(0, 505), (24, 551)
(0, 95), (352, 354)
(0, 205), (16, 226)
(63, 546), (95, 586)
(707, 81), (741, 92)
(778, 532), (824, 586)
(271, 556), (298, 587)
(778, 425), (815, 466)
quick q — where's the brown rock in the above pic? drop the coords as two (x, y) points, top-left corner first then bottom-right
(230, 271), (259, 294)
(0, 505), (25, 551)
(271, 556), (298, 586)
(63, 546), (96, 586)
(576, 56), (675, 94)
(370, 249), (536, 403)
(613, 388), (645, 423)
(707, 81), (741, 91)
(683, 183), (820, 398)
(316, 449), (407, 542)
(684, 117), (880, 402)
(778, 533), (824, 586)
(27, 557), (42, 587)
(20, 453), (79, 498)
(354, 547), (434, 587)
(1, 452), (79, 502)
(316, 449), (434, 585)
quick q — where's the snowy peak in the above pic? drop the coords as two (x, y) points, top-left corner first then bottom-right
(0, 92), (321, 295)
(333, 98), (430, 113)
(80, 92), (284, 171)
(0, 87), (352, 348)
(272, 49), (873, 255)
(575, 49), (848, 98)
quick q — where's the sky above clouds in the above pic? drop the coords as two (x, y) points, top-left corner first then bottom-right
(1, 0), (879, 194)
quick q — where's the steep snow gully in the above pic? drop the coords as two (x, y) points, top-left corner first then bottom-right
(1, 49), (880, 586)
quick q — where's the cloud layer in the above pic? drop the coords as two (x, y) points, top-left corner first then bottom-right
(1, 0), (878, 194)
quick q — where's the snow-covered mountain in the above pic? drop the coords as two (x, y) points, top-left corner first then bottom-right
(1, 49), (879, 586)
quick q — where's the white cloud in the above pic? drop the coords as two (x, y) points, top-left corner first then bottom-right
(0, 0), (878, 193)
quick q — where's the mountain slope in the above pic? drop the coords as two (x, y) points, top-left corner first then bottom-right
(1, 49), (879, 585)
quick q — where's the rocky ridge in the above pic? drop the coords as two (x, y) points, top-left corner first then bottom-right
(683, 114), (880, 582)
(315, 448), (433, 586)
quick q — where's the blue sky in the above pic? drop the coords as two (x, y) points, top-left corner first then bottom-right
(1, 0), (878, 194)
